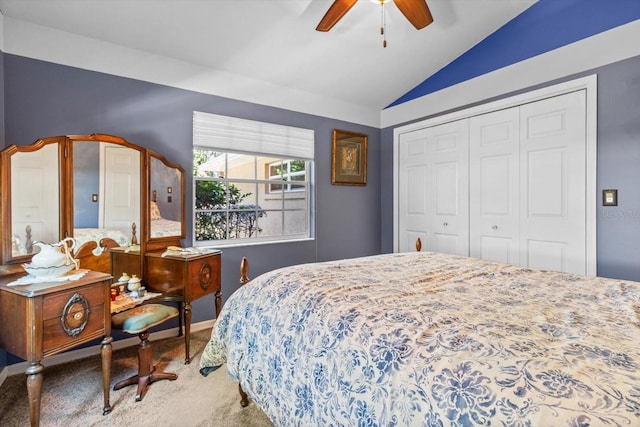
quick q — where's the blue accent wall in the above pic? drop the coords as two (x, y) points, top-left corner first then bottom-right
(389, 0), (640, 107)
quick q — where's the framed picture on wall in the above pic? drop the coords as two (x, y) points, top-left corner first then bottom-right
(331, 129), (368, 186)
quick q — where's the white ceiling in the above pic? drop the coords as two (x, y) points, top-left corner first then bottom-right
(0, 0), (536, 115)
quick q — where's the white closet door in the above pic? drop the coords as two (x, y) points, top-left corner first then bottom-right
(469, 107), (520, 264)
(397, 128), (429, 252)
(428, 120), (469, 256)
(519, 90), (586, 274)
(11, 144), (60, 254)
(397, 120), (469, 255)
(100, 144), (140, 238)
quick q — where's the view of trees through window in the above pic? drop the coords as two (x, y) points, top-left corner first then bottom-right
(193, 149), (309, 244)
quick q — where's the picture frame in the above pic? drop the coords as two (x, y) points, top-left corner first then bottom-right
(331, 129), (368, 186)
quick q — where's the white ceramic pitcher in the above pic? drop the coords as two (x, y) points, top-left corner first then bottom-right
(31, 237), (77, 268)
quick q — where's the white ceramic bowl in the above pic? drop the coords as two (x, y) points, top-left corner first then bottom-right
(22, 263), (75, 278)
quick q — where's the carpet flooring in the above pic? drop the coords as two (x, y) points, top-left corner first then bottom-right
(0, 328), (274, 427)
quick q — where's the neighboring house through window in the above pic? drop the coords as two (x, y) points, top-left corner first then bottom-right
(192, 111), (314, 246)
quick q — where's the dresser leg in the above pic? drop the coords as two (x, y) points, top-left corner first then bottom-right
(26, 362), (44, 427)
(101, 336), (113, 415)
(177, 301), (184, 336)
(183, 302), (192, 364)
(215, 290), (221, 318)
(239, 383), (249, 407)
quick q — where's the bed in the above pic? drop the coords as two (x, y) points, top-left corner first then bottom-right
(150, 201), (182, 238)
(72, 226), (136, 273)
(199, 251), (640, 426)
(73, 228), (132, 249)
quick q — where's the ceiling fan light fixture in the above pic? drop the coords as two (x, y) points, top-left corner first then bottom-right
(316, 0), (433, 44)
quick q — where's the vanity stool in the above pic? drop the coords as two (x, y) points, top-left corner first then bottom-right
(111, 303), (179, 401)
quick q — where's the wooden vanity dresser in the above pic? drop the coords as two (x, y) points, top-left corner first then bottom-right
(111, 247), (221, 364)
(0, 270), (113, 427)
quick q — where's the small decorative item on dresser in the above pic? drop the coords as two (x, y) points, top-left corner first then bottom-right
(127, 274), (142, 295)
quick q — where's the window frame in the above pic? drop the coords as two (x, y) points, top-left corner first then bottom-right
(193, 149), (313, 248)
(192, 111), (315, 248)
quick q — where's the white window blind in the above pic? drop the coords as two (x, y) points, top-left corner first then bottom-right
(193, 111), (315, 160)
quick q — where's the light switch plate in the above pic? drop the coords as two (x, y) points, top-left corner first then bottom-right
(603, 189), (617, 206)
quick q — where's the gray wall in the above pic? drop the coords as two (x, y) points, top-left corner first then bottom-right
(381, 54), (640, 282)
(73, 142), (100, 227)
(0, 54), (382, 367)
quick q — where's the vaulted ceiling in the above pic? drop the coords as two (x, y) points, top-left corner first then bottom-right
(2, 1), (637, 128)
(0, 0), (536, 112)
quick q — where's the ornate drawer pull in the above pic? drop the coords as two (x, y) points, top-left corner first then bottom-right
(199, 262), (212, 290)
(60, 292), (90, 338)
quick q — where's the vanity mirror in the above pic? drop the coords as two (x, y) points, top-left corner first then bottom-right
(0, 134), (183, 276)
(1, 137), (65, 264)
(147, 152), (185, 247)
(69, 135), (143, 252)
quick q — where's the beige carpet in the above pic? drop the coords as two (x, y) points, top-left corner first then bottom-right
(0, 329), (274, 427)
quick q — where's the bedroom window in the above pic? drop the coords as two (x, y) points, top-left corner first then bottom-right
(192, 112), (314, 247)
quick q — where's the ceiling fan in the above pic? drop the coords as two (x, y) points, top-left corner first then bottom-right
(316, 0), (434, 32)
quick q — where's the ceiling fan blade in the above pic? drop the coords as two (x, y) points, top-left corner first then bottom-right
(394, 0), (433, 30)
(316, 0), (358, 32)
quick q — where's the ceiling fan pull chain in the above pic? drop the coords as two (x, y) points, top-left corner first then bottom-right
(380, 0), (387, 48)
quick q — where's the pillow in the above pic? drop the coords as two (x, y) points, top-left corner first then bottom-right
(150, 201), (163, 220)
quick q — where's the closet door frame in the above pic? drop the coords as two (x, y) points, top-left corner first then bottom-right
(393, 75), (597, 276)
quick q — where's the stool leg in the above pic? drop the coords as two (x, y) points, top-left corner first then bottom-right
(113, 330), (178, 402)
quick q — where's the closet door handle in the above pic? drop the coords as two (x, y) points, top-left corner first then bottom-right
(443, 222), (448, 227)
(492, 225), (498, 231)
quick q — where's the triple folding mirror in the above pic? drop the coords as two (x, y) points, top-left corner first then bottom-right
(0, 134), (185, 266)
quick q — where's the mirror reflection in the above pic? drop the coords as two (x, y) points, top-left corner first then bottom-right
(150, 155), (183, 239)
(2, 134), (184, 268)
(72, 141), (141, 248)
(10, 143), (60, 257)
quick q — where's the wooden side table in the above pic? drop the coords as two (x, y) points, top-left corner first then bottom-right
(0, 270), (113, 427)
(144, 249), (221, 364)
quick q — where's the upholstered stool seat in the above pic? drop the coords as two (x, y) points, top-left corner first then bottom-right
(112, 303), (179, 401)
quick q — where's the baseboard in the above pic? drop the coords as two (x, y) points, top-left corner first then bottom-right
(0, 319), (215, 386)
(0, 365), (7, 389)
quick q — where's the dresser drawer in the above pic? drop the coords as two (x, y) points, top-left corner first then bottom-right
(145, 251), (221, 299)
(42, 284), (104, 319)
(186, 255), (221, 301)
(42, 283), (107, 356)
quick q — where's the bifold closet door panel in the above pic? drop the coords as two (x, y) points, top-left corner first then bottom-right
(519, 90), (587, 275)
(397, 128), (429, 253)
(469, 107), (520, 265)
(428, 119), (469, 256)
(397, 119), (469, 256)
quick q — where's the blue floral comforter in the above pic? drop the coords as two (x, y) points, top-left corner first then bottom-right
(199, 252), (640, 426)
